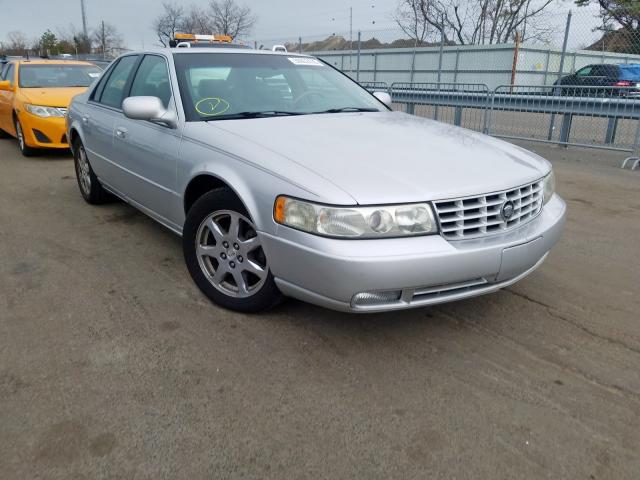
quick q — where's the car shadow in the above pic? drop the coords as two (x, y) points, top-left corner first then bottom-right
(0, 139), (72, 161)
(95, 197), (502, 342)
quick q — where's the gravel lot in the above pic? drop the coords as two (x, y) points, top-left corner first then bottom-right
(1, 137), (639, 479)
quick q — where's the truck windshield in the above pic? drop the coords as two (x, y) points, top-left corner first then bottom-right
(19, 64), (102, 88)
(173, 52), (385, 121)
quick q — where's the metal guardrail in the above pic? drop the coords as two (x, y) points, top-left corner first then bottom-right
(389, 83), (640, 155)
(359, 81), (389, 93)
(391, 83), (492, 134)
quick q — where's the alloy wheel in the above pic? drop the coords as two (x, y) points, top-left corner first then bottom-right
(76, 146), (92, 196)
(16, 121), (24, 151)
(195, 210), (268, 298)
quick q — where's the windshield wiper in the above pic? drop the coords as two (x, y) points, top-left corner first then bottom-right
(205, 111), (305, 121)
(314, 107), (380, 114)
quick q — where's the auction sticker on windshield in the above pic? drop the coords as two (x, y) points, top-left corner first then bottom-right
(288, 57), (323, 67)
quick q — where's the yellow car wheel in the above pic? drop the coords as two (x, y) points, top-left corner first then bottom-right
(14, 117), (36, 157)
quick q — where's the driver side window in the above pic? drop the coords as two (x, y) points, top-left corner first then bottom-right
(128, 55), (172, 109)
(4, 64), (15, 87)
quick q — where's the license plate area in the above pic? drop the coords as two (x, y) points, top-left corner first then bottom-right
(497, 237), (546, 282)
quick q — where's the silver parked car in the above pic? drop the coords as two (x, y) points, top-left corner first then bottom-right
(67, 48), (566, 313)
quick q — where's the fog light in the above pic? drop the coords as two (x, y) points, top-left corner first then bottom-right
(352, 290), (402, 307)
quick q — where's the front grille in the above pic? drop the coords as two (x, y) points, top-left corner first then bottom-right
(434, 179), (544, 240)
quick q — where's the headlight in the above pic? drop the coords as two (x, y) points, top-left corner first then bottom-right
(24, 104), (65, 118)
(542, 170), (556, 205)
(274, 196), (438, 238)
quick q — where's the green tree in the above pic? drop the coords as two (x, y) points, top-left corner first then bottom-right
(39, 29), (58, 54)
(577, 1), (640, 53)
(57, 39), (75, 54)
(576, 0), (640, 30)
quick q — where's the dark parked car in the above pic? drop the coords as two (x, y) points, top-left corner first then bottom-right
(555, 63), (640, 96)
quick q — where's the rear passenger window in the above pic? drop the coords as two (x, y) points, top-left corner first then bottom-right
(97, 56), (138, 109)
(576, 66), (593, 77)
(129, 56), (172, 108)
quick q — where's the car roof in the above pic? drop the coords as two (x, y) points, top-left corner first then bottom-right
(14, 59), (97, 66)
(126, 47), (309, 57)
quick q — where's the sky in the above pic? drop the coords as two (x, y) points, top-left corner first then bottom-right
(0, 0), (396, 48)
(0, 0), (602, 51)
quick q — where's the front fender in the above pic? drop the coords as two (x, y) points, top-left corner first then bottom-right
(66, 102), (86, 154)
(177, 135), (354, 235)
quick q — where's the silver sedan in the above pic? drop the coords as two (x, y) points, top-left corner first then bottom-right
(67, 48), (566, 313)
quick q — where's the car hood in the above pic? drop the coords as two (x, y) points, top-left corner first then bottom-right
(208, 111), (551, 204)
(20, 87), (88, 107)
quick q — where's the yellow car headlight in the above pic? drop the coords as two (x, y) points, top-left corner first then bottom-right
(25, 104), (65, 118)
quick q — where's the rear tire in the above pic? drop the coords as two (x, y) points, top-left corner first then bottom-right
(183, 188), (284, 313)
(0, 128), (10, 139)
(14, 117), (36, 157)
(73, 138), (112, 204)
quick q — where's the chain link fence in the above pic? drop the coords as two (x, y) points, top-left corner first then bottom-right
(251, 9), (640, 89)
(251, 8), (640, 164)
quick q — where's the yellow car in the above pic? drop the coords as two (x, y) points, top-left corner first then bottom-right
(0, 59), (102, 156)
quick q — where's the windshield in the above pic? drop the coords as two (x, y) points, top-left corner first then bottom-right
(173, 53), (385, 121)
(19, 64), (102, 88)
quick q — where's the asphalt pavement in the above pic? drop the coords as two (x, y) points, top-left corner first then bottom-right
(1, 137), (639, 479)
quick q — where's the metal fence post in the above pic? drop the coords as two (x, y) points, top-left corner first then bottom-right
(548, 10), (572, 142)
(453, 49), (460, 84)
(435, 16), (445, 121)
(437, 19), (444, 84)
(298, 37), (302, 54)
(605, 118), (619, 144)
(484, 89), (494, 135)
(543, 49), (551, 85)
(409, 43), (417, 83)
(356, 31), (361, 81)
(556, 11), (572, 86)
(373, 52), (378, 82)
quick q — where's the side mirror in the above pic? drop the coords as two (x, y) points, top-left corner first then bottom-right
(122, 96), (177, 128)
(0, 80), (13, 92)
(373, 91), (392, 109)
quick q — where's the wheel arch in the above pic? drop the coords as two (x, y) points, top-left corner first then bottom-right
(69, 127), (81, 153)
(184, 174), (253, 219)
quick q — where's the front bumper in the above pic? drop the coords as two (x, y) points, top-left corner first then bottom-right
(260, 195), (566, 313)
(19, 113), (69, 149)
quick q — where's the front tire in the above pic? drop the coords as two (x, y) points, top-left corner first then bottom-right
(14, 117), (36, 157)
(183, 189), (283, 313)
(73, 138), (111, 204)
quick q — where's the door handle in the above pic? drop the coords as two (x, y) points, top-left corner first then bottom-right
(115, 127), (128, 139)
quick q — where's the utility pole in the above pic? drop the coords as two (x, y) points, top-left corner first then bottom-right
(349, 6), (353, 72)
(80, 0), (89, 40)
(101, 20), (106, 59)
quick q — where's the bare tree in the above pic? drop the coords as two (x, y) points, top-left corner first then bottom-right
(5, 31), (29, 54)
(92, 21), (124, 57)
(393, 0), (433, 45)
(181, 5), (215, 34)
(153, 2), (185, 47)
(208, 0), (256, 38)
(393, 0), (555, 45)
